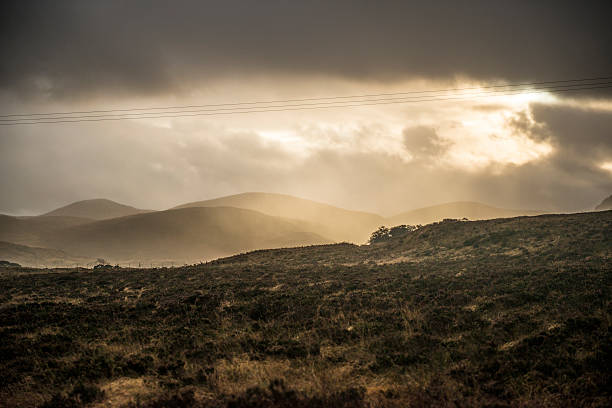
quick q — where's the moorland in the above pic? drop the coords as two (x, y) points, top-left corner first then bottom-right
(1, 210), (610, 407)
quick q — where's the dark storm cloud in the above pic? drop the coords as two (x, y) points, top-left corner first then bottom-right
(508, 104), (612, 170)
(530, 104), (612, 159)
(2, 0), (611, 100)
(497, 104), (612, 209)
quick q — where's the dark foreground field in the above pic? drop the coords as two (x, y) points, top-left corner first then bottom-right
(1, 212), (611, 407)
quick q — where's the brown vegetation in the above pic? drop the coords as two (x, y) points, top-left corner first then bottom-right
(1, 211), (610, 406)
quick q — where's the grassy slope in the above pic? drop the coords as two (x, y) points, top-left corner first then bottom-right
(0, 211), (610, 407)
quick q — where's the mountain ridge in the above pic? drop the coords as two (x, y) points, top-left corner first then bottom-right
(173, 192), (384, 243)
(42, 198), (152, 220)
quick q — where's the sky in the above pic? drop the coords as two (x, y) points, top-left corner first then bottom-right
(1, 1), (612, 216)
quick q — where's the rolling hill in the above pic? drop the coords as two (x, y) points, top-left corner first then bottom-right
(39, 206), (330, 264)
(172, 192), (384, 243)
(42, 198), (152, 220)
(0, 241), (92, 267)
(0, 214), (94, 247)
(595, 194), (612, 210)
(387, 201), (544, 226)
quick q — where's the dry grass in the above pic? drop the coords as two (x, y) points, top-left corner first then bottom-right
(93, 377), (159, 408)
(1, 211), (610, 407)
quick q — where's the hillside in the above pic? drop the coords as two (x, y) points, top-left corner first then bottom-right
(173, 192), (384, 243)
(42, 198), (152, 220)
(387, 201), (543, 226)
(595, 194), (612, 210)
(1, 210), (610, 407)
(41, 206), (330, 264)
(216, 210), (611, 267)
(0, 214), (94, 247)
(0, 241), (92, 267)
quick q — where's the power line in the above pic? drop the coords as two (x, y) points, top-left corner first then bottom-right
(3, 80), (611, 123)
(1, 82), (611, 126)
(3, 83), (610, 125)
(1, 75), (611, 119)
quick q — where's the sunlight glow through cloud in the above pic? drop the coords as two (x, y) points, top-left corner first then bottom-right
(601, 161), (612, 173)
(204, 84), (563, 172)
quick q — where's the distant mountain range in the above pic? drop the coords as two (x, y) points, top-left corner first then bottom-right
(39, 206), (329, 264)
(0, 206), (328, 265)
(1, 192), (608, 266)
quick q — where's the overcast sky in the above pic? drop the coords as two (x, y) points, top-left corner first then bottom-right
(1, 1), (611, 215)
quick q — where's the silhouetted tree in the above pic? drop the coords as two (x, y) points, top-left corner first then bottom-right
(369, 226), (390, 244)
(389, 225), (417, 237)
(370, 225), (419, 244)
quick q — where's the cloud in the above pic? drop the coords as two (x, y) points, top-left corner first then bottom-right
(530, 104), (612, 158)
(495, 104), (612, 208)
(1, 102), (610, 217)
(507, 104), (612, 170)
(471, 104), (507, 112)
(402, 126), (450, 159)
(2, 1), (611, 100)
(0, 121), (300, 214)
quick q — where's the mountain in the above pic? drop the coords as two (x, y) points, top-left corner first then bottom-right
(42, 198), (152, 220)
(387, 201), (543, 226)
(41, 206), (330, 264)
(173, 192), (384, 243)
(0, 241), (92, 267)
(595, 194), (612, 210)
(0, 214), (94, 247)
